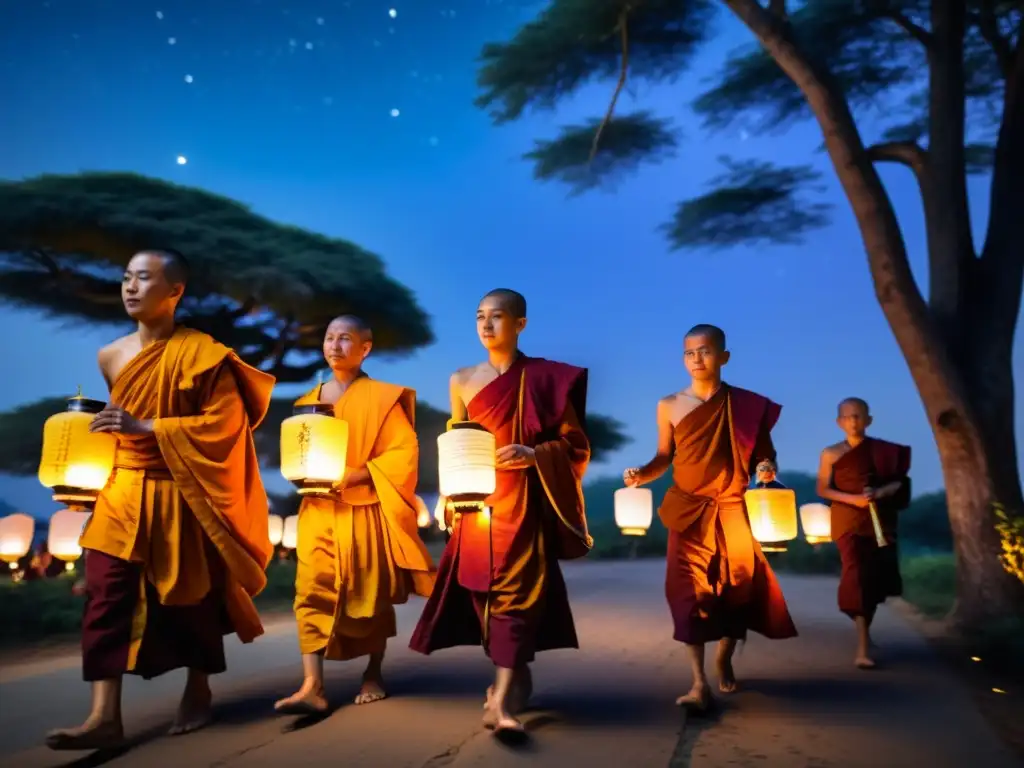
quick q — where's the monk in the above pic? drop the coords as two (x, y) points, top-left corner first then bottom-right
(274, 316), (435, 716)
(623, 324), (797, 711)
(816, 397), (911, 669)
(46, 249), (275, 751)
(410, 289), (592, 735)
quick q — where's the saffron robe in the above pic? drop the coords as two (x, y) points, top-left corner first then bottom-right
(292, 377), (435, 660)
(79, 327), (275, 681)
(409, 355), (591, 669)
(830, 437), (912, 618)
(659, 384), (797, 644)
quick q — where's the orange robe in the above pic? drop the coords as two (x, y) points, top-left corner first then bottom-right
(659, 385), (797, 644)
(831, 437), (912, 618)
(410, 355), (592, 669)
(293, 377), (435, 660)
(78, 327), (274, 681)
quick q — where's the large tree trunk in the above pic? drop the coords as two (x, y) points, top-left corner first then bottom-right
(725, 0), (1024, 628)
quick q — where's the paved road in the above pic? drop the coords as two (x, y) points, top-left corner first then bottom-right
(0, 560), (1018, 768)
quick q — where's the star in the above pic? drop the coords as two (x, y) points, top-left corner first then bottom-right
(390, 108), (400, 117)
(389, 8), (397, 18)
(156, 11), (164, 20)
(316, 16), (325, 25)
(176, 155), (188, 165)
(305, 41), (314, 50)
(184, 74), (193, 83)
(168, 37), (176, 45)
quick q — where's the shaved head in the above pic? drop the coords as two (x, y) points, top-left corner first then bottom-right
(685, 324), (726, 351)
(481, 288), (527, 319)
(838, 397), (869, 416)
(327, 314), (373, 342)
(137, 249), (189, 289)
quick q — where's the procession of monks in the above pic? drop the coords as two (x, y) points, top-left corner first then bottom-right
(43, 249), (912, 751)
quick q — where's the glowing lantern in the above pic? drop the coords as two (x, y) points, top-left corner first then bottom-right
(437, 422), (496, 512)
(615, 487), (653, 536)
(282, 515), (298, 550)
(38, 390), (116, 504)
(434, 496), (449, 531)
(268, 514), (284, 547)
(415, 496), (431, 529)
(48, 508), (90, 564)
(800, 503), (832, 544)
(744, 488), (798, 551)
(0, 513), (35, 566)
(280, 403), (349, 495)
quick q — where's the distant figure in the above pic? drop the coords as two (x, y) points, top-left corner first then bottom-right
(45, 250), (276, 751)
(816, 397), (911, 669)
(410, 289), (592, 735)
(274, 316), (434, 717)
(753, 459), (787, 489)
(622, 324), (797, 711)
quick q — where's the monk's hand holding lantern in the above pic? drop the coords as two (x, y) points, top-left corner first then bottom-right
(437, 421), (497, 514)
(39, 389), (117, 506)
(280, 402), (349, 496)
(744, 487), (798, 552)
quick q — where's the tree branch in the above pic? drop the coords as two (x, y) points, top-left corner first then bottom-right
(768, 0), (786, 20)
(974, 1), (1016, 78)
(887, 10), (934, 48)
(866, 140), (929, 173)
(590, 9), (631, 164)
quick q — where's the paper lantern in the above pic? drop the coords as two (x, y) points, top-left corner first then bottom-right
(268, 514), (284, 547)
(0, 513), (35, 565)
(615, 487), (653, 536)
(800, 502), (832, 544)
(48, 508), (90, 562)
(282, 515), (298, 550)
(414, 496), (431, 529)
(434, 496), (449, 531)
(744, 488), (798, 548)
(38, 391), (116, 504)
(280, 403), (349, 495)
(437, 422), (496, 511)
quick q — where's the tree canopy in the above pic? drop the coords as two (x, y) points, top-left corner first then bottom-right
(0, 396), (631, 495)
(0, 172), (433, 382)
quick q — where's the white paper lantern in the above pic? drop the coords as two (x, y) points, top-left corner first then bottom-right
(268, 514), (284, 547)
(0, 513), (35, 564)
(282, 515), (298, 550)
(614, 487), (653, 536)
(744, 488), (798, 548)
(280, 403), (349, 495)
(48, 508), (90, 562)
(414, 496), (431, 528)
(437, 422), (496, 509)
(800, 502), (832, 544)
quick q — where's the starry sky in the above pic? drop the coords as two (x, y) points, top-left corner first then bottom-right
(1, 0), (1021, 519)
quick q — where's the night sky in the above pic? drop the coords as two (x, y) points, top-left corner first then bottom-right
(1, 0), (1021, 518)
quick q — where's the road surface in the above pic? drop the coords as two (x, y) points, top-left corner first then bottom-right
(0, 560), (1017, 767)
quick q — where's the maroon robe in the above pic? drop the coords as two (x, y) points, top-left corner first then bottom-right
(659, 385), (797, 644)
(831, 437), (912, 618)
(409, 355), (591, 668)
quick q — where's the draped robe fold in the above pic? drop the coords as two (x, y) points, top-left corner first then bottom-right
(409, 355), (591, 669)
(830, 437), (912, 618)
(659, 385), (797, 645)
(78, 327), (275, 681)
(292, 377), (435, 660)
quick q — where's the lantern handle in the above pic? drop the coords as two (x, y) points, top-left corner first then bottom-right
(71, 385), (84, 400)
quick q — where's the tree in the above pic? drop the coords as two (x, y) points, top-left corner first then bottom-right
(475, 0), (1023, 625)
(0, 397), (630, 494)
(0, 172), (433, 382)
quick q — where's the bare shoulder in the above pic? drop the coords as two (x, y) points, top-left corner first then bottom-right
(821, 441), (847, 460)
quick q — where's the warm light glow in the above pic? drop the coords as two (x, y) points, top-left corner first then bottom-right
(971, 656), (981, 662)
(268, 514), (284, 547)
(280, 406), (349, 495)
(745, 488), (798, 546)
(615, 487), (653, 537)
(282, 516), (298, 550)
(438, 423), (496, 504)
(434, 496), (448, 531)
(799, 502), (832, 544)
(992, 688), (1006, 694)
(48, 508), (91, 562)
(38, 394), (116, 503)
(0, 513), (35, 563)
(415, 496), (431, 528)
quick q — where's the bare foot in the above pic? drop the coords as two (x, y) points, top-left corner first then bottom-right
(483, 684), (495, 710)
(675, 684), (710, 712)
(45, 719), (124, 751)
(354, 676), (387, 705)
(855, 656), (877, 670)
(169, 678), (213, 736)
(274, 683), (329, 717)
(715, 657), (738, 694)
(483, 702), (524, 734)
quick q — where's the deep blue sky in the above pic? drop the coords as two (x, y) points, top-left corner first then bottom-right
(1, 0), (1021, 518)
